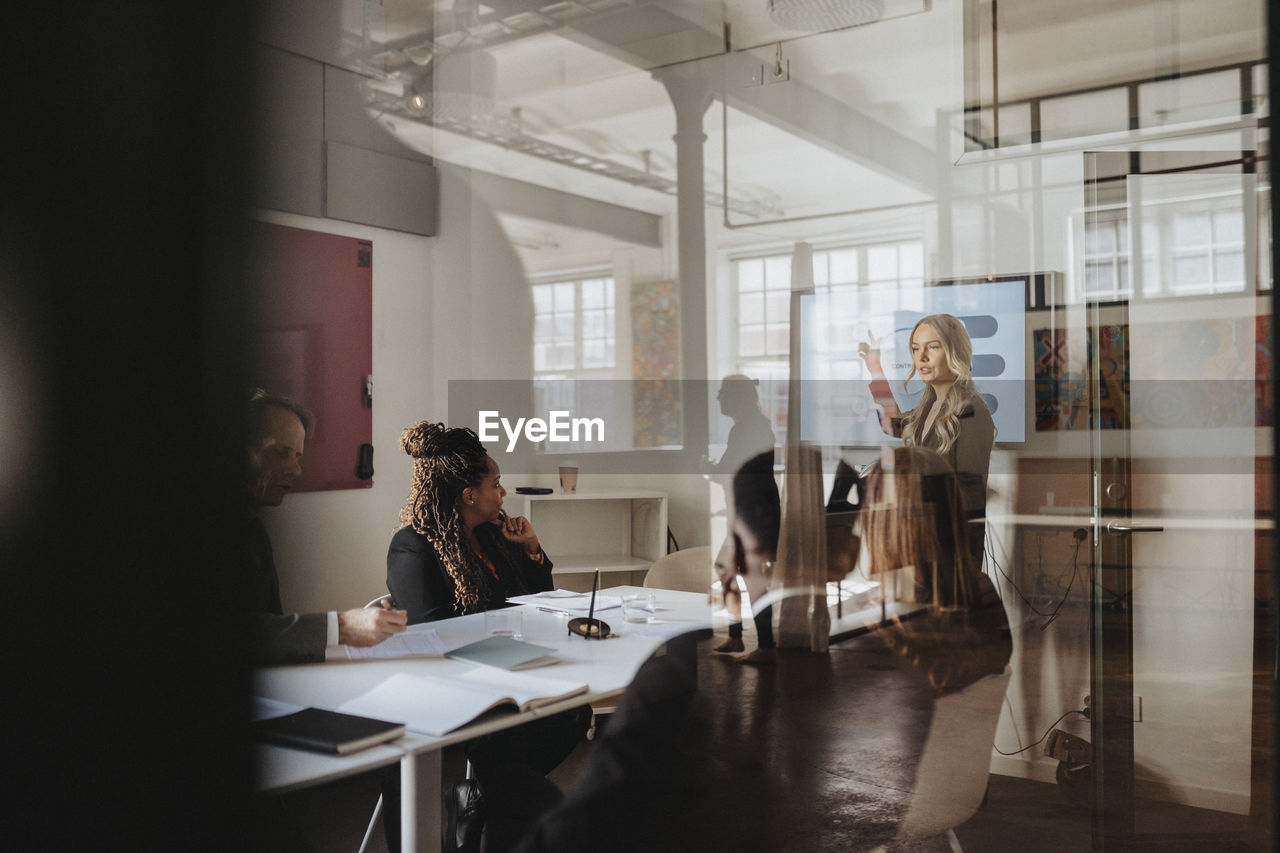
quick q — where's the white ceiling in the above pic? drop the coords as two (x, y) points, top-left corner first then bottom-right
(304, 0), (1266, 265)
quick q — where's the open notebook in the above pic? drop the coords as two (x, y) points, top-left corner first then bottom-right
(336, 668), (588, 737)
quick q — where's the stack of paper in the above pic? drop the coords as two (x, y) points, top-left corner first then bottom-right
(507, 590), (621, 612)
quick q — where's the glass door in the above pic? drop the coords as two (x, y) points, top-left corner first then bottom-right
(1082, 150), (1273, 849)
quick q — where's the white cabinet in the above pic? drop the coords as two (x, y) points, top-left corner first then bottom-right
(504, 489), (668, 589)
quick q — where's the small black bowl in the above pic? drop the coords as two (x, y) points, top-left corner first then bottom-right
(567, 617), (611, 639)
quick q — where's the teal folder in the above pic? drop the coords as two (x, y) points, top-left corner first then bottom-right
(445, 636), (559, 670)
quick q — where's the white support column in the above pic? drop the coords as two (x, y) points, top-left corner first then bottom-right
(655, 64), (715, 459)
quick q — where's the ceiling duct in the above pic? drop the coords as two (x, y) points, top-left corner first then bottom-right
(766, 0), (885, 32)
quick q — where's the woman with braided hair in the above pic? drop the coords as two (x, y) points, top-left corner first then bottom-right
(383, 421), (588, 853)
(387, 421), (553, 623)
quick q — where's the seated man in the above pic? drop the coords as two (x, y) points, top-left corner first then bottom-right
(240, 389), (406, 664)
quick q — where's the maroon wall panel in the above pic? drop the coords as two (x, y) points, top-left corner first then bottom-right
(249, 222), (373, 491)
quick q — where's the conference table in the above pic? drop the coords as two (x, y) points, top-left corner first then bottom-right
(254, 586), (715, 852)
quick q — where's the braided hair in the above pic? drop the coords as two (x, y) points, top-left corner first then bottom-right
(397, 421), (495, 614)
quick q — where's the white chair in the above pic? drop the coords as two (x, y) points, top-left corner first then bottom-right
(879, 666), (1014, 853)
(643, 545), (713, 593)
(585, 547), (715, 739)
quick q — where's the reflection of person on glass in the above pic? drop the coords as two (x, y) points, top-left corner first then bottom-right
(711, 374), (775, 479)
(498, 445), (1010, 851)
(719, 450), (779, 662)
(859, 313), (995, 567)
(709, 375), (776, 658)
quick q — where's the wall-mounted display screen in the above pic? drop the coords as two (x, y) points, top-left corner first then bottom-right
(798, 276), (1028, 445)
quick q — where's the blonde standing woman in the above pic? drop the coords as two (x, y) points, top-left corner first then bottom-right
(858, 313), (995, 567)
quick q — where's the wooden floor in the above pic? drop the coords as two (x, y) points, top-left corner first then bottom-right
(252, 722), (1267, 853)
(252, 612), (1274, 852)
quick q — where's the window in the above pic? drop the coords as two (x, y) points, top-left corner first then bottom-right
(727, 239), (926, 449)
(1073, 192), (1252, 303)
(533, 275), (616, 376)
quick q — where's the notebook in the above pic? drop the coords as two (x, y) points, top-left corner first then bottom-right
(252, 705), (406, 755)
(445, 635), (559, 670)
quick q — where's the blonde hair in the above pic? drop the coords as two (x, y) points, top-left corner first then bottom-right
(861, 447), (1006, 694)
(861, 446), (977, 602)
(899, 314), (974, 454)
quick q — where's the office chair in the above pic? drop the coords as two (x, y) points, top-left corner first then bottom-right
(579, 546), (715, 740)
(874, 665), (1014, 853)
(642, 545), (713, 593)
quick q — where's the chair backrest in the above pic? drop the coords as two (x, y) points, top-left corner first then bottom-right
(643, 545), (713, 593)
(893, 665), (1013, 842)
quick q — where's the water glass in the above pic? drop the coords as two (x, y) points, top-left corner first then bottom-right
(485, 608), (523, 639)
(621, 593), (656, 624)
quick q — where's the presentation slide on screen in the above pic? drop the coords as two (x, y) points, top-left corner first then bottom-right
(798, 279), (1026, 445)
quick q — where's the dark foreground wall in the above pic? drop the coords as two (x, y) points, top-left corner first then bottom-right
(0, 4), (257, 849)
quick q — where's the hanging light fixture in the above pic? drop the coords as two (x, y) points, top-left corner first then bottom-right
(766, 0), (885, 32)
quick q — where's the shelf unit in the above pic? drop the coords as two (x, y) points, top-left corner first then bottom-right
(503, 489), (668, 590)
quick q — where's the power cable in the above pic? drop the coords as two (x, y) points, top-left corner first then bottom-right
(994, 708), (1087, 756)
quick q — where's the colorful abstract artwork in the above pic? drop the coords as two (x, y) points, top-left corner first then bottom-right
(631, 280), (681, 448)
(1091, 324), (1129, 430)
(1033, 327), (1089, 431)
(1130, 317), (1256, 429)
(1258, 315), (1274, 427)
(1033, 316), (1272, 432)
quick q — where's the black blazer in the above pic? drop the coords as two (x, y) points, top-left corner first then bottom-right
(386, 523), (554, 624)
(240, 514), (328, 665)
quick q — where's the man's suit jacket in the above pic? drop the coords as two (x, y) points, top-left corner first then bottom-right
(241, 513), (328, 665)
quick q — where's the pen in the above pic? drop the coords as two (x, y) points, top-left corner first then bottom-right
(538, 606), (570, 615)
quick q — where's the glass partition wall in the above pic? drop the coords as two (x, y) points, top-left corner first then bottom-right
(300, 0), (1273, 847)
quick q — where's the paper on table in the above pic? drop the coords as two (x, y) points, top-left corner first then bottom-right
(337, 668), (588, 736)
(535, 589), (585, 599)
(507, 592), (621, 612)
(345, 624), (447, 660)
(623, 621), (704, 641)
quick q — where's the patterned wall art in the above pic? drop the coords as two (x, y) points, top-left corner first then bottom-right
(1131, 317), (1256, 429)
(1033, 316), (1272, 431)
(1257, 315), (1274, 427)
(1033, 327), (1089, 431)
(630, 280), (681, 447)
(1032, 323), (1130, 431)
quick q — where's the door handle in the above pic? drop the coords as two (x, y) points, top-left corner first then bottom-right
(1105, 520), (1164, 534)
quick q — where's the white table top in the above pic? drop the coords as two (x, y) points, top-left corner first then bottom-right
(254, 586), (712, 792)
